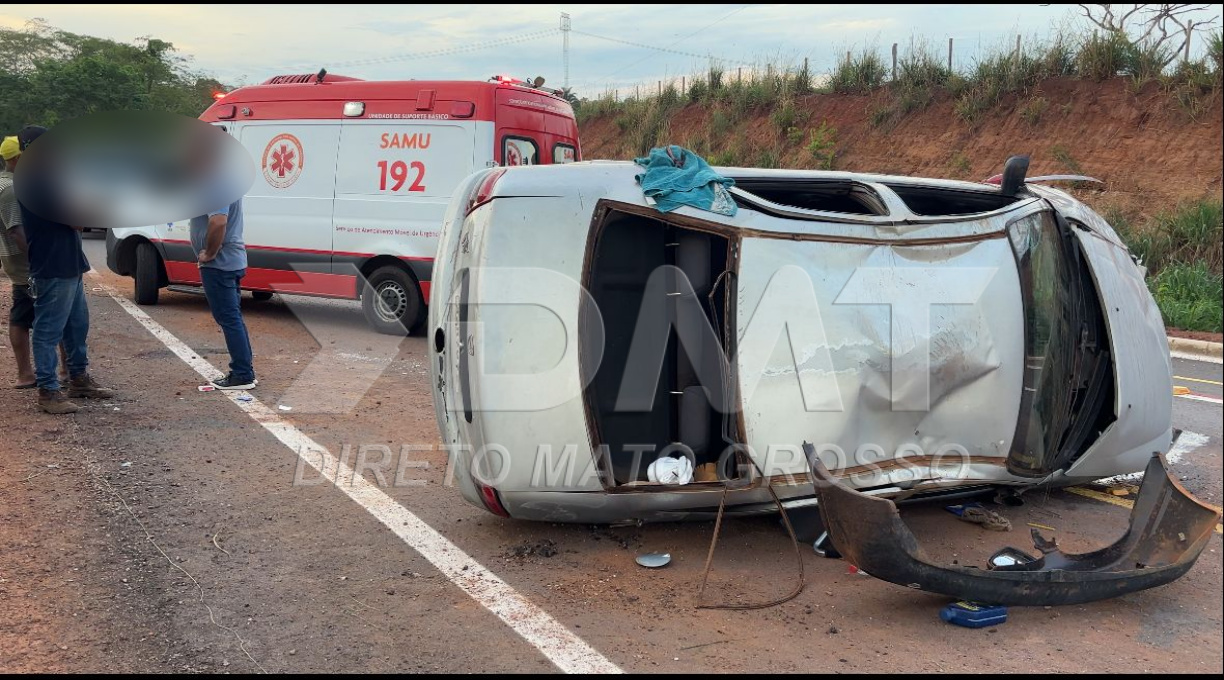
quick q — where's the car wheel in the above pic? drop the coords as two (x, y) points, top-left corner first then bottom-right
(251, 291), (274, 302)
(361, 265), (422, 336)
(134, 242), (161, 306)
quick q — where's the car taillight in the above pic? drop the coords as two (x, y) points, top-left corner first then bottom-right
(477, 482), (511, 518)
(465, 168), (506, 216)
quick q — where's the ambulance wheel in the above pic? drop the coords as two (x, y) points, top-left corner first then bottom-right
(362, 265), (422, 336)
(134, 242), (161, 306)
(251, 291), (274, 302)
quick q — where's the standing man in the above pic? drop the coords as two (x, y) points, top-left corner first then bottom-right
(0, 135), (35, 389)
(191, 198), (256, 390)
(17, 125), (114, 414)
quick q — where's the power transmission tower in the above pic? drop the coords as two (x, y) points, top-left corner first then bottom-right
(560, 12), (571, 90)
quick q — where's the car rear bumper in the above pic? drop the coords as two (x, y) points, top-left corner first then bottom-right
(807, 444), (1220, 606)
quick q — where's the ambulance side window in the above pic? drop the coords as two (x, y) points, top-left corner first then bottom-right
(502, 136), (538, 167)
(553, 143), (577, 164)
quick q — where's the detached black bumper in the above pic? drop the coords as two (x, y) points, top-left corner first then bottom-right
(806, 446), (1220, 607)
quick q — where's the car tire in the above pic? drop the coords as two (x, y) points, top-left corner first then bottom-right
(251, 291), (274, 302)
(134, 242), (161, 306)
(361, 265), (423, 336)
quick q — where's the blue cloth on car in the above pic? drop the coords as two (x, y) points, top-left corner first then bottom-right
(634, 145), (736, 217)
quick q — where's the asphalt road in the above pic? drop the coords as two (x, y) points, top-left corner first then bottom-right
(0, 233), (1218, 674)
(1171, 356), (1224, 439)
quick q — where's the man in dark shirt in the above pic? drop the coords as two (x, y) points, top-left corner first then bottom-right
(17, 125), (114, 414)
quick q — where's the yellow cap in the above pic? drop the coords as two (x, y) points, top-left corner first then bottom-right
(0, 136), (19, 161)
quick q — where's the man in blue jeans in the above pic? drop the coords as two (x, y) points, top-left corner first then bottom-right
(16, 125), (114, 414)
(191, 198), (256, 389)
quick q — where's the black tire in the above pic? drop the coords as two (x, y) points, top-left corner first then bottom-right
(361, 265), (423, 336)
(251, 291), (274, 302)
(134, 242), (162, 306)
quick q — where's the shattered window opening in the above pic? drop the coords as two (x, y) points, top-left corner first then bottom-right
(732, 178), (888, 216)
(885, 182), (1023, 216)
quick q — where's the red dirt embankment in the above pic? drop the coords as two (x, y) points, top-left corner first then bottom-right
(579, 77), (1223, 215)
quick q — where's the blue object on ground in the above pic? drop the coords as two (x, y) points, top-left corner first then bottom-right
(633, 145), (737, 216)
(944, 502), (985, 517)
(940, 601), (1009, 628)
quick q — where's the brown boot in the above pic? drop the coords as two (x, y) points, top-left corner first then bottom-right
(38, 388), (80, 415)
(67, 373), (115, 400)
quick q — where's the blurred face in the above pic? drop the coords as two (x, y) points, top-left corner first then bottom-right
(12, 112), (253, 229)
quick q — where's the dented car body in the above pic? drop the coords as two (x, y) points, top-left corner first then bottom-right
(429, 161), (1185, 530)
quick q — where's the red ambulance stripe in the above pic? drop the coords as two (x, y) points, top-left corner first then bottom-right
(154, 239), (434, 262)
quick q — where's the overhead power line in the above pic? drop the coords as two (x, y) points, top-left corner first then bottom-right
(591, 4), (753, 84)
(570, 29), (727, 63)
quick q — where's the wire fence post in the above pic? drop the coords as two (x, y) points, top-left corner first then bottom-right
(891, 43), (898, 80)
(681, 75), (686, 97)
(737, 66), (742, 83)
(658, 80), (661, 96)
(948, 37), (953, 73)
(1184, 20), (1194, 63)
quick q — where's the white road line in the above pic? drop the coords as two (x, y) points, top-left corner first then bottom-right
(1095, 430), (1212, 485)
(93, 276), (623, 675)
(1176, 393), (1223, 406)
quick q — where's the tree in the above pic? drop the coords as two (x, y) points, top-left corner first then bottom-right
(0, 20), (229, 132)
(1078, 4), (1221, 67)
(560, 87), (580, 108)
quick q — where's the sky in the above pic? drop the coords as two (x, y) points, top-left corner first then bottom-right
(2, 4), (1221, 96)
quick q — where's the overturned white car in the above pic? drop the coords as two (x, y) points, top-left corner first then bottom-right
(430, 158), (1184, 525)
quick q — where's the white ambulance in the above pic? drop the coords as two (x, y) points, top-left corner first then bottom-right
(105, 73), (581, 334)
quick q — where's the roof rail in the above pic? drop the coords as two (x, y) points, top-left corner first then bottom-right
(261, 73), (363, 85)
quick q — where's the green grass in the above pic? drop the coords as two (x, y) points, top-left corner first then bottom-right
(1115, 202), (1223, 276)
(1111, 201), (1223, 333)
(806, 120), (837, 170)
(829, 49), (887, 94)
(1020, 95), (1048, 124)
(1077, 31), (1133, 80)
(1150, 262), (1223, 332)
